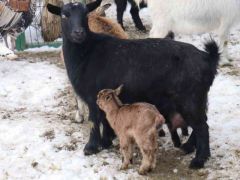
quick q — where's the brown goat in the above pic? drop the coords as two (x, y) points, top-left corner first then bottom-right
(96, 85), (165, 175)
(88, 3), (128, 39)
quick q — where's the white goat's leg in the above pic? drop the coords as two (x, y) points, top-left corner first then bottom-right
(10, 36), (16, 51)
(218, 26), (231, 65)
(75, 95), (87, 123)
(3, 35), (9, 48)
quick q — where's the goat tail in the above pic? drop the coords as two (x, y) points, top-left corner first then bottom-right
(204, 38), (220, 72)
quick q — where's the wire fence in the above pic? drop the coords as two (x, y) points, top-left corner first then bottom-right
(23, 0), (61, 48)
(18, 0), (86, 50)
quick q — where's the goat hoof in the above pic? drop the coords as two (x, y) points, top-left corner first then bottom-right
(182, 128), (189, 136)
(136, 25), (146, 32)
(120, 164), (128, 170)
(138, 169), (146, 175)
(84, 143), (100, 155)
(158, 129), (166, 137)
(189, 158), (205, 169)
(173, 141), (181, 148)
(101, 138), (113, 149)
(138, 167), (148, 175)
(181, 143), (195, 154)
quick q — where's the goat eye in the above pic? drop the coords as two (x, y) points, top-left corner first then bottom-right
(62, 14), (67, 19)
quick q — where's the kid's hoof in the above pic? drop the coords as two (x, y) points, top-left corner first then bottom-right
(120, 164), (128, 170)
(138, 166), (151, 175)
(138, 169), (146, 175)
(189, 158), (204, 169)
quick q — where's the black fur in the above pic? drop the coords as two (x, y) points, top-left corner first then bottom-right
(114, 0), (146, 31)
(47, 3), (220, 169)
(165, 31), (175, 40)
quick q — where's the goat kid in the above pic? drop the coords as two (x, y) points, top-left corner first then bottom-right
(97, 85), (165, 175)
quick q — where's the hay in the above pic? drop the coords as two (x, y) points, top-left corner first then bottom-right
(41, 0), (62, 42)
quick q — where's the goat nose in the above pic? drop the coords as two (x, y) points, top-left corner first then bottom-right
(74, 29), (83, 35)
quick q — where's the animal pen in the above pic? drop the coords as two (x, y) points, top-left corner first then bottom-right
(13, 0), (86, 50)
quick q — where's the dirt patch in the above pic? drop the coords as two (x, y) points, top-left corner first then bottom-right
(54, 139), (79, 151)
(16, 51), (64, 69)
(150, 149), (208, 180)
(41, 130), (55, 141)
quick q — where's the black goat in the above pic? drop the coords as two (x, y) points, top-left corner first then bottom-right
(47, 2), (220, 169)
(88, 0), (146, 31)
(115, 0), (146, 31)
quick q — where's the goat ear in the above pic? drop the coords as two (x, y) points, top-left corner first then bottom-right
(86, 0), (102, 12)
(101, 3), (111, 11)
(96, 3), (111, 15)
(47, 3), (61, 16)
(115, 84), (123, 96)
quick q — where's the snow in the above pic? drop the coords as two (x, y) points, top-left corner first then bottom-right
(207, 74), (240, 179)
(0, 42), (18, 60)
(24, 46), (61, 53)
(0, 61), (65, 111)
(0, 60), (239, 179)
(0, 60), (141, 180)
(0, 2), (240, 179)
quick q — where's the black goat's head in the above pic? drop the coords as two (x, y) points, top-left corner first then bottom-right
(47, 2), (94, 44)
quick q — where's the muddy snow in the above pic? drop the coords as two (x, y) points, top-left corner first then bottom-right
(0, 4), (240, 180)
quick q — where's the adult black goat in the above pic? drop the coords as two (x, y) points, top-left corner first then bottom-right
(47, 2), (220, 169)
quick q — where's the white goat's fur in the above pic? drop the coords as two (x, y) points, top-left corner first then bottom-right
(140, 0), (240, 60)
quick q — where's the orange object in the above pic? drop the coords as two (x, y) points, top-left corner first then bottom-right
(8, 0), (31, 12)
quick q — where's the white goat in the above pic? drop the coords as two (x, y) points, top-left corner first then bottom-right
(139, 0), (240, 63)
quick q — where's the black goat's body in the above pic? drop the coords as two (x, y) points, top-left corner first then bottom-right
(64, 35), (216, 111)
(63, 33), (218, 168)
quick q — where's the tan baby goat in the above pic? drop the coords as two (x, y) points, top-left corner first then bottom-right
(96, 85), (165, 175)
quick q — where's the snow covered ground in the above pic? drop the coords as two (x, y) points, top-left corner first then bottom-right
(0, 60), (142, 180)
(0, 59), (239, 179)
(0, 43), (18, 61)
(0, 3), (240, 180)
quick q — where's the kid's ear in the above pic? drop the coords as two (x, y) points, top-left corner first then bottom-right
(115, 84), (123, 96)
(47, 3), (61, 16)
